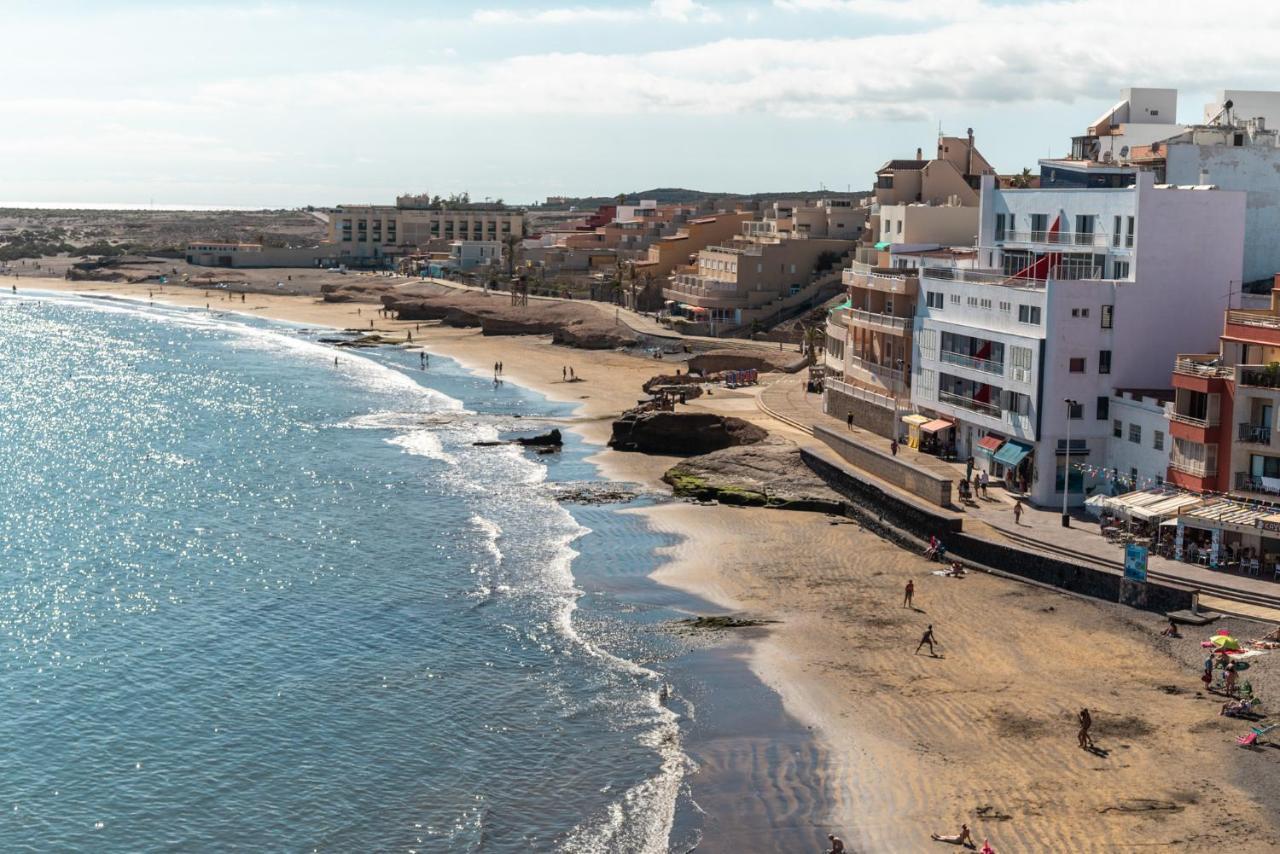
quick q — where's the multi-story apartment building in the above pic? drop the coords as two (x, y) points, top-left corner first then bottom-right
(909, 172), (1244, 508)
(742, 198), (866, 242)
(663, 232), (852, 334)
(823, 137), (991, 436)
(1167, 284), (1280, 499)
(327, 197), (524, 264)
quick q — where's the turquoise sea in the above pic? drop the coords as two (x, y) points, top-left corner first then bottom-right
(0, 291), (829, 852)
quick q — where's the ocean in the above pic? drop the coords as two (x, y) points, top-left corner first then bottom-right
(0, 290), (831, 852)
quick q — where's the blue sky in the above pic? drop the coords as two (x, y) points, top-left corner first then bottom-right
(2, 0), (1272, 207)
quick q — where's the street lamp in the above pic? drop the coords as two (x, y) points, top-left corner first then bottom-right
(1062, 398), (1079, 528)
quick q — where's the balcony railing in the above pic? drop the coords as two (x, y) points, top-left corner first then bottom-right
(1170, 456), (1216, 478)
(849, 308), (909, 333)
(999, 229), (1112, 248)
(1174, 356), (1233, 379)
(1169, 411), (1211, 428)
(937, 389), (1002, 418)
(923, 267), (1047, 289)
(825, 378), (900, 411)
(1239, 365), (1280, 389)
(1236, 472), (1280, 494)
(1238, 423), (1273, 444)
(848, 355), (905, 383)
(1227, 310), (1280, 331)
(940, 350), (1004, 375)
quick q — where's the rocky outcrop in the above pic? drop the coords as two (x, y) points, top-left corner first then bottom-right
(515, 429), (563, 447)
(551, 323), (639, 350)
(661, 439), (846, 513)
(608, 411), (767, 455)
(322, 281), (395, 303)
(687, 348), (807, 375)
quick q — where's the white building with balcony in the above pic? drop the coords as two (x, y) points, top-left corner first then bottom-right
(910, 172), (1245, 507)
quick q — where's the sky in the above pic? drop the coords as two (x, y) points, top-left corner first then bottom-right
(3, 0), (1277, 208)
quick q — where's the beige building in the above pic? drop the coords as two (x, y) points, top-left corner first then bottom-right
(877, 203), (978, 248)
(742, 198), (867, 241)
(664, 234), (852, 334)
(873, 132), (995, 207)
(326, 198), (524, 265)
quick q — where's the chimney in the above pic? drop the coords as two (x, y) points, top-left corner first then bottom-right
(966, 127), (975, 177)
(916, 147), (923, 161)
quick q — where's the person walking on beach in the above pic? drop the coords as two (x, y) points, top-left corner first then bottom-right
(915, 624), (937, 656)
(1077, 707), (1093, 749)
(847, 412), (854, 430)
(890, 438), (899, 457)
(979, 470), (989, 499)
(826, 833), (845, 853)
(1013, 499), (1023, 525)
(563, 366), (567, 381)
(903, 579), (914, 609)
(1225, 662), (1239, 697)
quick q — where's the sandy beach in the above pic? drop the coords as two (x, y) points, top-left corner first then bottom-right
(20, 277), (1280, 852)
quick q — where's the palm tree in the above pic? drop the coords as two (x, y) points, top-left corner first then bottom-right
(502, 231), (523, 278)
(1009, 167), (1034, 189)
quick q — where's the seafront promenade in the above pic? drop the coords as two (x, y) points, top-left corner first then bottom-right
(755, 370), (1280, 617)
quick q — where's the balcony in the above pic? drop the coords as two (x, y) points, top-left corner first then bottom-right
(1236, 472), (1280, 495)
(940, 350), (1004, 375)
(1174, 355), (1233, 379)
(937, 389), (1002, 418)
(1238, 365), (1280, 390)
(847, 355), (907, 391)
(922, 266), (1047, 290)
(1227, 310), (1280, 331)
(1170, 456), (1216, 478)
(849, 308), (910, 334)
(999, 229), (1112, 248)
(1169, 411), (1210, 428)
(1238, 423), (1273, 444)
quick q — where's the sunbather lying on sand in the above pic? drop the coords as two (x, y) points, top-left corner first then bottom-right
(931, 823), (974, 846)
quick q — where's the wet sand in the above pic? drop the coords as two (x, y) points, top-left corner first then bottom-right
(20, 277), (1280, 852)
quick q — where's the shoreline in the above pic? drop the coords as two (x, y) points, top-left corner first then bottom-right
(12, 278), (835, 849)
(18, 278), (1280, 851)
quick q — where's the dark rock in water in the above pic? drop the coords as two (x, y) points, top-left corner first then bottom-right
(536, 446), (558, 455)
(677, 615), (775, 631)
(516, 429), (563, 447)
(608, 411), (766, 454)
(550, 482), (639, 505)
(472, 440), (505, 447)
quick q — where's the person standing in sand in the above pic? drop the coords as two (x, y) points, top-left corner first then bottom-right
(903, 579), (914, 609)
(1013, 500), (1023, 525)
(915, 624), (937, 656)
(1078, 707), (1093, 749)
(562, 366), (567, 381)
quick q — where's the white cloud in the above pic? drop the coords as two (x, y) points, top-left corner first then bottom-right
(473, 0), (720, 25)
(171, 0), (1280, 125)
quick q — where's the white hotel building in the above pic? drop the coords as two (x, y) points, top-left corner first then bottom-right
(910, 173), (1244, 508)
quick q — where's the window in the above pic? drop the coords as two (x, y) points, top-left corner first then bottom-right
(1030, 213), (1048, 241)
(884, 297), (894, 314)
(999, 301), (1010, 312)
(1005, 390), (1032, 416)
(1071, 307), (1090, 318)
(896, 220), (902, 234)
(995, 213), (1008, 241)
(1010, 346), (1033, 382)
(918, 329), (937, 359)
(1074, 214), (1094, 245)
(967, 296), (978, 307)
(1113, 260), (1130, 279)
(1153, 430), (1165, 451)
(1112, 214), (1122, 247)
(1017, 304), (1041, 325)
(926, 291), (944, 309)
(1129, 423), (1142, 444)
(1125, 216), (1134, 248)
(1113, 419), (1123, 438)
(917, 368), (936, 393)
(1069, 401), (1083, 419)
(1098, 350), (1111, 374)
(1096, 396), (1109, 420)
(1069, 357), (1086, 373)
(979, 298), (992, 309)
(1101, 304), (1113, 328)
(757, 263), (763, 273)
(950, 294), (961, 304)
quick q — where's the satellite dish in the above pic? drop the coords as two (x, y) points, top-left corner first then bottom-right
(1225, 99), (1234, 110)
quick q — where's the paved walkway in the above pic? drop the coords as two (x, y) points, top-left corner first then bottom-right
(761, 372), (1280, 612)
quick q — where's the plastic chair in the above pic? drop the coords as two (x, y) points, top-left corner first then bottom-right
(1248, 558), (1260, 577)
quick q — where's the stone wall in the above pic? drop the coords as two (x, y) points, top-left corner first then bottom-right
(823, 387), (896, 439)
(802, 446), (1195, 615)
(814, 424), (952, 507)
